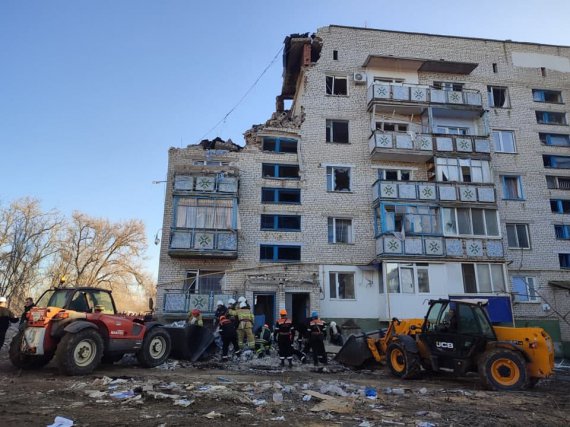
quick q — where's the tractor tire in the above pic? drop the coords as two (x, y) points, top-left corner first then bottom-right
(55, 329), (104, 376)
(136, 327), (171, 368)
(9, 331), (53, 370)
(478, 348), (529, 391)
(386, 342), (421, 379)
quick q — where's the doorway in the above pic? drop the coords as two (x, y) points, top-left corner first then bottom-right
(253, 293), (275, 333)
(286, 292), (310, 328)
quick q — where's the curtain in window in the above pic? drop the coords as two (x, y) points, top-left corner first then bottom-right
(335, 219), (351, 243)
(177, 199), (233, 229)
(503, 178), (519, 199)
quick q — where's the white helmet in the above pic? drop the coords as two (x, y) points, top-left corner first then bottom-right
(0, 296), (6, 303)
(227, 298), (236, 305)
(217, 300), (223, 306)
(237, 296), (246, 303)
(239, 301), (247, 308)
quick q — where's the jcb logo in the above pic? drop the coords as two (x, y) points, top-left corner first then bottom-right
(436, 341), (454, 349)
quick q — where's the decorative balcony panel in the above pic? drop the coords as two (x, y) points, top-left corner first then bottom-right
(376, 235), (504, 259)
(173, 174), (238, 194)
(368, 83), (482, 108)
(373, 181), (496, 204)
(163, 292), (232, 314)
(169, 229), (238, 258)
(369, 131), (491, 161)
(195, 176), (216, 191)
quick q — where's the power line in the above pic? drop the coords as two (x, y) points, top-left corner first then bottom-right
(197, 45), (284, 143)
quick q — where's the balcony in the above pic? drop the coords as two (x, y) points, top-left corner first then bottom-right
(174, 174), (238, 194)
(368, 83), (482, 109)
(162, 291), (229, 316)
(369, 131), (490, 161)
(373, 180), (496, 204)
(168, 229), (238, 258)
(376, 235), (504, 259)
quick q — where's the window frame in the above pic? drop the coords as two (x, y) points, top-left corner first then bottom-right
(550, 199), (570, 214)
(260, 214), (301, 232)
(261, 187), (301, 205)
(326, 119), (349, 144)
(384, 263), (431, 294)
(492, 130), (517, 153)
(536, 111), (567, 125)
(436, 126), (470, 135)
(379, 203), (442, 236)
(506, 223), (531, 249)
(461, 263), (506, 293)
(328, 271), (356, 300)
(326, 165), (352, 192)
(546, 176), (570, 190)
(512, 276), (539, 303)
(174, 197), (236, 230)
(378, 168), (412, 181)
(539, 133), (570, 147)
(376, 121), (409, 132)
(325, 75), (348, 96)
(487, 86), (511, 108)
(261, 163), (300, 180)
(436, 158), (492, 183)
(442, 207), (500, 238)
(554, 224), (570, 240)
(559, 253), (570, 269)
(328, 217), (354, 244)
(184, 270), (224, 294)
(543, 155), (570, 170)
(433, 81), (464, 91)
(501, 175), (525, 200)
(262, 137), (298, 153)
(532, 89), (563, 104)
(259, 244), (301, 263)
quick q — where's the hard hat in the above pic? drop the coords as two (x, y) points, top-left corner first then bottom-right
(217, 300), (223, 306)
(263, 324), (269, 328)
(191, 309), (200, 316)
(279, 309), (287, 316)
(237, 296), (246, 303)
(0, 296), (6, 303)
(239, 301), (247, 308)
(219, 315), (226, 321)
(311, 311), (318, 318)
(228, 298), (236, 305)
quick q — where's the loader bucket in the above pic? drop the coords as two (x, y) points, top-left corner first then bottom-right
(164, 325), (215, 362)
(335, 334), (374, 367)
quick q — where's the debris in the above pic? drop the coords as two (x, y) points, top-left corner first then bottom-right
(416, 422), (436, 427)
(272, 392), (283, 404)
(302, 395), (312, 402)
(365, 387), (377, 399)
(217, 376), (233, 383)
(418, 388), (428, 395)
(204, 411), (223, 419)
(271, 416), (286, 421)
(47, 416), (74, 427)
(391, 388), (406, 395)
(84, 390), (107, 399)
(110, 390), (135, 399)
(319, 384), (348, 397)
(154, 360), (179, 370)
(416, 411), (429, 416)
(304, 390), (335, 401)
(252, 399), (267, 406)
(359, 421), (372, 427)
(146, 391), (181, 400)
(311, 398), (355, 414)
(174, 399), (194, 407)
(110, 378), (128, 385)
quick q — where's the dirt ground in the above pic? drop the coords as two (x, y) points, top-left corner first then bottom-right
(0, 327), (569, 427)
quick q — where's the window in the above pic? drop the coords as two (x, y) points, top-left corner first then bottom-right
(184, 270), (224, 294)
(380, 204), (441, 235)
(262, 137), (298, 153)
(328, 218), (353, 244)
(329, 272), (355, 299)
(433, 81), (463, 91)
(487, 86), (510, 108)
(192, 160), (229, 166)
(559, 253), (570, 269)
(436, 126), (469, 135)
(536, 111), (567, 125)
(492, 63), (498, 73)
(374, 77), (405, 84)
(442, 208), (499, 237)
(325, 75), (348, 95)
(544, 155), (570, 169)
(378, 169), (411, 181)
(462, 264), (505, 293)
(546, 176), (570, 190)
(550, 199), (570, 214)
(176, 198), (234, 229)
(539, 133), (570, 147)
(555, 224), (570, 239)
(376, 122), (408, 132)
(506, 224), (531, 249)
(512, 276), (539, 302)
(332, 50), (338, 60)
(533, 89), (563, 104)
(326, 166), (351, 191)
(260, 245), (301, 262)
(260, 214), (301, 231)
(501, 176), (524, 200)
(326, 120), (349, 143)
(436, 158), (492, 183)
(262, 163), (299, 179)
(492, 130), (516, 153)
(385, 263), (430, 294)
(261, 188), (301, 204)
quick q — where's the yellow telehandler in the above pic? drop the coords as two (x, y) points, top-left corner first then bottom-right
(335, 299), (554, 390)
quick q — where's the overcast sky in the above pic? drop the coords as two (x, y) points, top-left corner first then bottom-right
(1, 0), (569, 277)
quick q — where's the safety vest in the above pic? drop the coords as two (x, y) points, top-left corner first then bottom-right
(237, 308), (253, 328)
(309, 319), (325, 335)
(275, 318), (293, 335)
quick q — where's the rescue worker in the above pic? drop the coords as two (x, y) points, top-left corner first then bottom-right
(236, 301), (254, 350)
(0, 297), (18, 350)
(254, 324), (272, 358)
(275, 309), (295, 367)
(187, 308), (204, 327)
(20, 297), (35, 326)
(329, 321), (344, 346)
(214, 300), (227, 327)
(307, 311), (327, 366)
(218, 315), (238, 361)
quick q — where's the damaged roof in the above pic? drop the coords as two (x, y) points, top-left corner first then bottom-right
(195, 137), (243, 152)
(281, 33), (321, 99)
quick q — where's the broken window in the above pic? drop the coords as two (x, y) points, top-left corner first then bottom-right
(436, 158), (491, 183)
(326, 166), (351, 191)
(381, 204), (440, 235)
(326, 120), (349, 143)
(376, 122), (408, 132)
(262, 163), (299, 179)
(261, 188), (301, 204)
(378, 169), (411, 181)
(328, 218), (353, 244)
(329, 272), (355, 299)
(325, 75), (348, 95)
(536, 111), (567, 125)
(533, 89), (563, 104)
(260, 245), (301, 262)
(433, 81), (464, 91)
(262, 137), (298, 153)
(260, 214), (301, 231)
(488, 86), (510, 108)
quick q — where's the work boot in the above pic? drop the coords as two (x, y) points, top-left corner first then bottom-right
(301, 355), (307, 364)
(280, 359), (285, 367)
(288, 359), (293, 368)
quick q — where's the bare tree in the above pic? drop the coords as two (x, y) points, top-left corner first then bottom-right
(48, 212), (148, 294)
(0, 198), (62, 306)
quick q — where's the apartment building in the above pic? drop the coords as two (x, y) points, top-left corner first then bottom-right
(157, 26), (570, 356)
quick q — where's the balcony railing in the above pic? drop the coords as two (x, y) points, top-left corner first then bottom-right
(168, 229), (238, 258)
(376, 235), (504, 259)
(174, 174), (238, 194)
(162, 292), (230, 315)
(368, 83), (482, 107)
(369, 131), (490, 160)
(372, 180), (496, 204)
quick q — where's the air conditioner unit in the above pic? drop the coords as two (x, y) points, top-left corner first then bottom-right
(353, 72), (366, 84)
